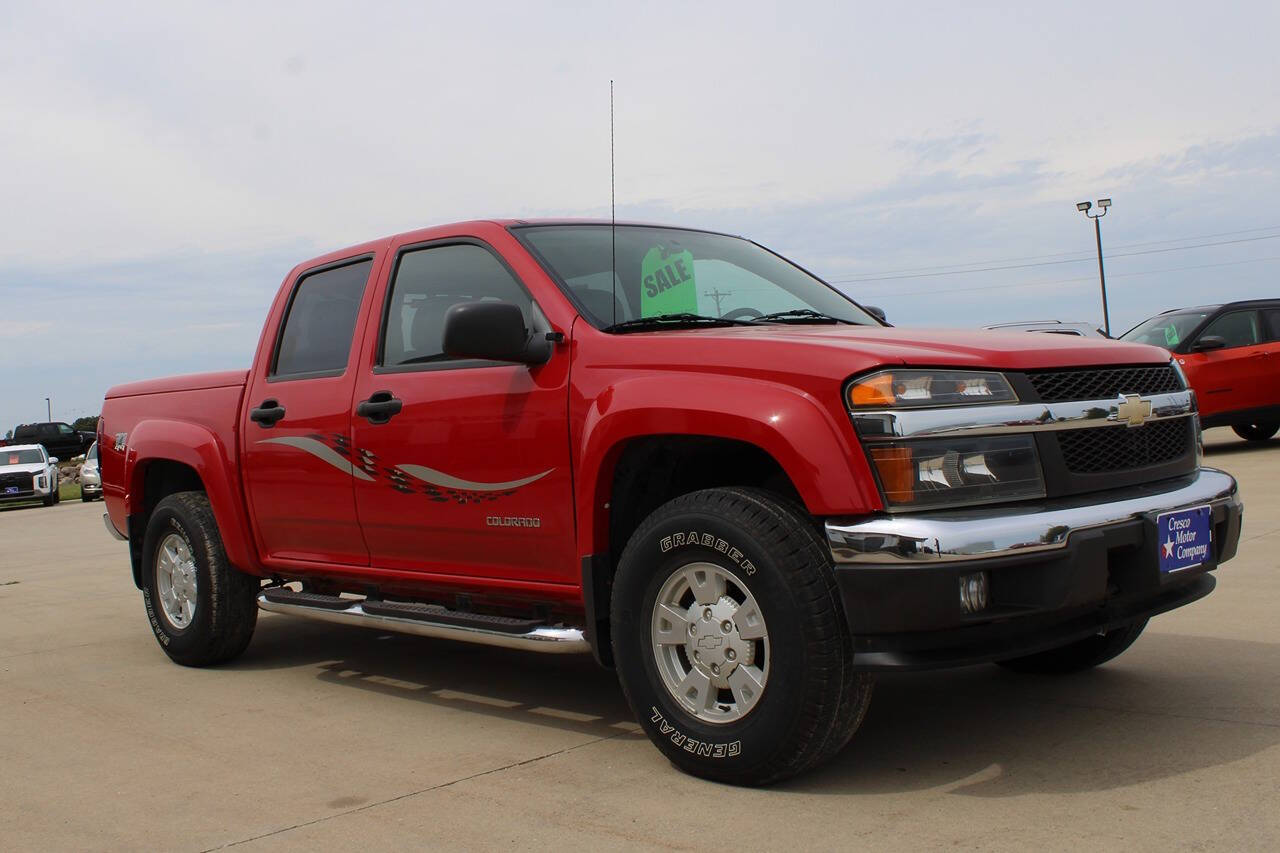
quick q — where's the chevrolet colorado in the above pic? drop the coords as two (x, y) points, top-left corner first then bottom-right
(99, 220), (1243, 785)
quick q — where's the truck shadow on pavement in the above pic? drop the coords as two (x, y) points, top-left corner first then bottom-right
(784, 631), (1280, 797)
(234, 618), (1279, 796)
(1202, 439), (1280, 458)
(233, 615), (641, 741)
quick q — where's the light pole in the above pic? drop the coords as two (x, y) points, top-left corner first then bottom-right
(1077, 198), (1112, 336)
(45, 397), (51, 421)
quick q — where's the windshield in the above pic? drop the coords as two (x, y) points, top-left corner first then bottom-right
(4, 449), (44, 466)
(86, 442), (98, 464)
(516, 225), (878, 329)
(1121, 312), (1210, 348)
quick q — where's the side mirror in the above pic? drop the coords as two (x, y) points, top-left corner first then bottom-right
(49, 457), (59, 465)
(441, 301), (552, 366)
(1191, 335), (1226, 352)
(865, 305), (887, 323)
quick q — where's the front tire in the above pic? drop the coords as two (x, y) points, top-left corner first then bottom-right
(611, 488), (873, 786)
(1232, 422), (1278, 442)
(996, 619), (1148, 674)
(140, 491), (258, 666)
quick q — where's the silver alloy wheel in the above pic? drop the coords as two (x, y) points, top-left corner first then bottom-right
(650, 561), (770, 724)
(155, 532), (198, 630)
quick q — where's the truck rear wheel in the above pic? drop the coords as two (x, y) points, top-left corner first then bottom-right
(140, 491), (258, 666)
(996, 619), (1148, 674)
(610, 488), (873, 786)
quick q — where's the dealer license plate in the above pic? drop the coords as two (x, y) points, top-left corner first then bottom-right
(1156, 505), (1213, 573)
(3, 486), (17, 494)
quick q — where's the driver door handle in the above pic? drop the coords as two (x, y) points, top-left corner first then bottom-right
(356, 391), (403, 425)
(249, 399), (286, 427)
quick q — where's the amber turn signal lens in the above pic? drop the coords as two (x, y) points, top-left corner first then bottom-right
(848, 373), (896, 408)
(868, 445), (915, 504)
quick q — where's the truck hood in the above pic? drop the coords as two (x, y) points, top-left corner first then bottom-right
(106, 369), (249, 399)
(0, 463), (49, 475)
(594, 325), (1172, 383)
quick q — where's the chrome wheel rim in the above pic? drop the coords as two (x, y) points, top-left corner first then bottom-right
(650, 561), (770, 725)
(155, 532), (197, 630)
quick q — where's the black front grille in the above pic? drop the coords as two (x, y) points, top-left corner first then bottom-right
(1027, 365), (1183, 403)
(1057, 418), (1192, 474)
(0, 471), (34, 491)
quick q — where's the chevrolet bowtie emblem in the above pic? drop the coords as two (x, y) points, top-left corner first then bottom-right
(1115, 393), (1153, 427)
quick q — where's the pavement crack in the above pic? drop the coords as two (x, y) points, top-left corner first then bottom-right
(203, 732), (627, 851)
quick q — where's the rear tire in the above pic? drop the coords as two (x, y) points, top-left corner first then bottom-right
(1232, 422), (1279, 442)
(996, 619), (1148, 674)
(140, 491), (258, 666)
(611, 487), (873, 786)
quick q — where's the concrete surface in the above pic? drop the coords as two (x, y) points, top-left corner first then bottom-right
(1, 428), (1277, 851)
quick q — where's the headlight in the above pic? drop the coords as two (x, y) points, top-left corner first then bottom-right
(847, 369), (1017, 409)
(866, 435), (1045, 509)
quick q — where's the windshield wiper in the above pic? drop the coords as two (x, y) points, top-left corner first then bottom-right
(750, 309), (858, 325)
(603, 313), (757, 333)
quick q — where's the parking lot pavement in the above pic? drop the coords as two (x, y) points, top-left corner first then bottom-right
(1, 427), (1277, 851)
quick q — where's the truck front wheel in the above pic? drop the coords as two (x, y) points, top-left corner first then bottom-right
(610, 488), (873, 786)
(996, 619), (1148, 674)
(140, 491), (258, 666)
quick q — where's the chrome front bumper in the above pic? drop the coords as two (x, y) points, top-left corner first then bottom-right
(826, 467), (1240, 565)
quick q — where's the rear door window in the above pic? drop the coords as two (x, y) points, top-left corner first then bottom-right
(272, 259), (373, 378)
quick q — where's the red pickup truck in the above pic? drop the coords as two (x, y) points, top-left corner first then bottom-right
(100, 220), (1243, 785)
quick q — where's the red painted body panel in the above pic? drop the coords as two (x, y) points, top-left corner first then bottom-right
(238, 249), (388, 566)
(99, 218), (1177, 607)
(100, 384), (258, 573)
(1180, 345), (1276, 419)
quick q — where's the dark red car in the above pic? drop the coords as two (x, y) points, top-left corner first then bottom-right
(1122, 299), (1280, 441)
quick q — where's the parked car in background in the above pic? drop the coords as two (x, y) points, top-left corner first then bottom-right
(79, 441), (101, 502)
(0, 444), (61, 507)
(984, 320), (1108, 338)
(1121, 299), (1280, 441)
(7, 422), (96, 460)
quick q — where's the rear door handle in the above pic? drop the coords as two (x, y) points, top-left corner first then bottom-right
(356, 391), (403, 425)
(249, 399), (286, 427)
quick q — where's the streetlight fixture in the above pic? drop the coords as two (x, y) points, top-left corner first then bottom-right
(1077, 198), (1113, 336)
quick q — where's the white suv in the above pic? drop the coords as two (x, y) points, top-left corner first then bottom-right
(0, 444), (61, 507)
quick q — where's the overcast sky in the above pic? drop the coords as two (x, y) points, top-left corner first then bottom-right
(2, 1), (1278, 424)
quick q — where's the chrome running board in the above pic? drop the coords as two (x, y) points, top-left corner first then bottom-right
(256, 591), (591, 654)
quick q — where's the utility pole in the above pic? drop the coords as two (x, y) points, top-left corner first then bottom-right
(1076, 198), (1112, 336)
(704, 288), (733, 316)
(45, 397), (51, 421)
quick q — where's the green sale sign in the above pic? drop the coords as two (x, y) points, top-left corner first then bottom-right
(640, 246), (698, 317)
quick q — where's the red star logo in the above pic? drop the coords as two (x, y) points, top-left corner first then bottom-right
(1162, 537), (1176, 559)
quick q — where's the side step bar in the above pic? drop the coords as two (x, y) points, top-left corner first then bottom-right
(257, 589), (591, 655)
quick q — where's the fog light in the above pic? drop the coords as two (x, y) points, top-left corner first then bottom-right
(959, 572), (989, 614)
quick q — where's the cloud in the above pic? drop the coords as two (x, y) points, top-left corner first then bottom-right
(0, 320), (53, 340)
(2, 2), (1279, 418)
(893, 130), (992, 164)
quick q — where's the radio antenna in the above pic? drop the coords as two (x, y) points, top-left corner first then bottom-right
(610, 79), (617, 327)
